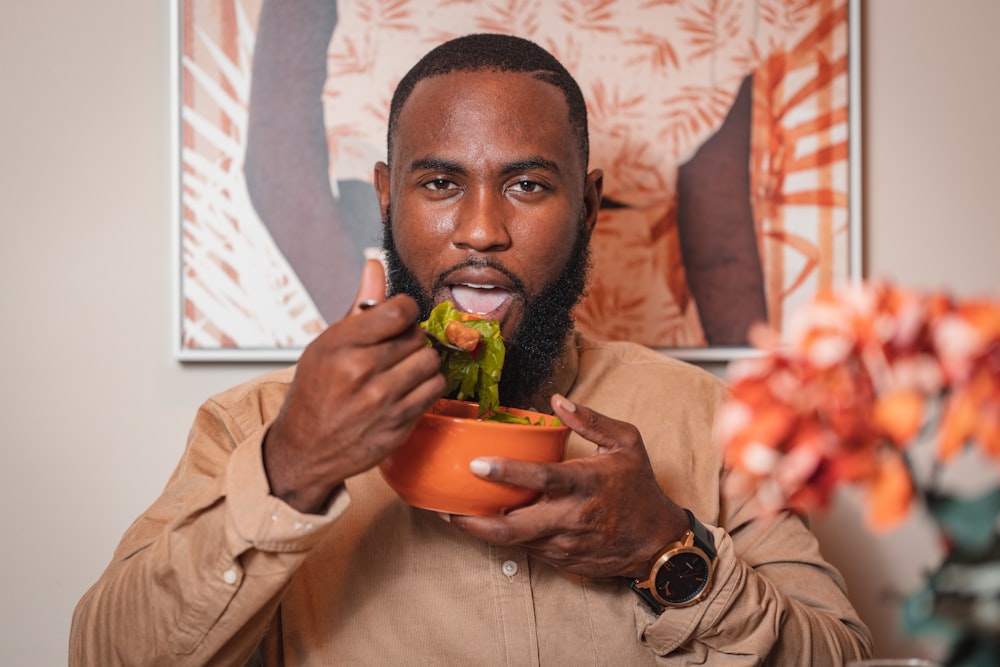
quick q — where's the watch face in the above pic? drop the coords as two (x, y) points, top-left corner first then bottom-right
(655, 550), (710, 604)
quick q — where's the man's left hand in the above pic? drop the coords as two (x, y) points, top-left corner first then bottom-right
(446, 394), (690, 579)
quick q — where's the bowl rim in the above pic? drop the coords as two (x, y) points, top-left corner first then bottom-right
(425, 398), (569, 431)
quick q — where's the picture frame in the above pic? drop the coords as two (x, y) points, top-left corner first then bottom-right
(173, 0), (862, 362)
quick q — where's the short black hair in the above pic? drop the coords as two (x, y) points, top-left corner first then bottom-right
(387, 33), (589, 168)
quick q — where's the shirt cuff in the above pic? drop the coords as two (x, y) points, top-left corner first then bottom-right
(224, 427), (351, 553)
(634, 524), (737, 653)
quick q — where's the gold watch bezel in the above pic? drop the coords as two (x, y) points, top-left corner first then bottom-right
(636, 529), (716, 608)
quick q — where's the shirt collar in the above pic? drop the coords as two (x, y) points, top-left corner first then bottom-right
(526, 332), (581, 414)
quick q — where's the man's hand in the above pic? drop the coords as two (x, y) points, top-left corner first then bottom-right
(447, 394), (690, 579)
(263, 259), (446, 514)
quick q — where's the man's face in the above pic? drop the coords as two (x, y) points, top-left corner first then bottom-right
(374, 69), (602, 407)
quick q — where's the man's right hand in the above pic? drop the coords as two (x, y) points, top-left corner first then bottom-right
(262, 259), (446, 513)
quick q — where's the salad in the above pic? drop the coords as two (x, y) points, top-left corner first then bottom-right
(421, 301), (555, 425)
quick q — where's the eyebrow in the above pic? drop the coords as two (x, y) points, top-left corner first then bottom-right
(409, 157), (466, 174)
(500, 157), (560, 176)
(407, 156), (561, 176)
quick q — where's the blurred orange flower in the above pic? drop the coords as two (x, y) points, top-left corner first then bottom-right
(873, 389), (925, 447)
(719, 280), (1000, 530)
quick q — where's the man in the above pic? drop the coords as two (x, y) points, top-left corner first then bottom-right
(71, 34), (871, 664)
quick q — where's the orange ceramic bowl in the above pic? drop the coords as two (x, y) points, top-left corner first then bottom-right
(379, 398), (570, 516)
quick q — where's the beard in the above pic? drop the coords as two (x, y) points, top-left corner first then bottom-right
(382, 208), (592, 410)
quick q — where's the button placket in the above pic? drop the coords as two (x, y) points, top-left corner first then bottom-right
(487, 546), (538, 662)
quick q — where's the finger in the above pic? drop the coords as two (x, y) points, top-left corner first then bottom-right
(550, 394), (636, 453)
(305, 322), (432, 403)
(469, 457), (582, 495)
(449, 503), (561, 546)
(385, 370), (449, 430)
(361, 345), (445, 414)
(347, 365), (446, 443)
(322, 295), (421, 351)
(349, 257), (388, 315)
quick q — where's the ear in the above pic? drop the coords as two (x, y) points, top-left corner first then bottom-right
(373, 161), (391, 223)
(583, 168), (604, 233)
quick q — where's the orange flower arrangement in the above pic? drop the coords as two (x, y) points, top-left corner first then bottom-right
(716, 280), (1000, 663)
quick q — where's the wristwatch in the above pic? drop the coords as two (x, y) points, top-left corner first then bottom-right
(629, 509), (717, 612)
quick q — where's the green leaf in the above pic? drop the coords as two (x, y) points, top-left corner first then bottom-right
(900, 580), (961, 642)
(484, 410), (532, 425)
(422, 301), (505, 416)
(926, 489), (1000, 556)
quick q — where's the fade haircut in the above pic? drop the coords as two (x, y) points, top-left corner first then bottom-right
(387, 33), (589, 169)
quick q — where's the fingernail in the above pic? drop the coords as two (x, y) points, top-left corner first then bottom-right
(437, 512), (451, 523)
(364, 247), (386, 262)
(554, 394), (576, 413)
(469, 458), (492, 477)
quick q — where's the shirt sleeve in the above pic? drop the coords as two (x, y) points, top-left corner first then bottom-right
(627, 365), (873, 664)
(635, 506), (873, 665)
(69, 392), (350, 666)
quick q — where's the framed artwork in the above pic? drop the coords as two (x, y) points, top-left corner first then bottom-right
(173, 0), (861, 361)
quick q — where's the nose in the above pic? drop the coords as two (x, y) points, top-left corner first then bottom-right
(451, 188), (512, 252)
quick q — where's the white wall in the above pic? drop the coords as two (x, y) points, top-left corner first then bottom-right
(812, 2), (1000, 659)
(1, 1), (997, 664)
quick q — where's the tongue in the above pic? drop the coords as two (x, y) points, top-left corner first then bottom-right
(451, 286), (510, 315)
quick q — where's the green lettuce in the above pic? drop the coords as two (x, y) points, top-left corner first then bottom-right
(421, 301), (505, 417)
(421, 301), (562, 426)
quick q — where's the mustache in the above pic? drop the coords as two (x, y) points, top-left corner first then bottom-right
(433, 257), (528, 296)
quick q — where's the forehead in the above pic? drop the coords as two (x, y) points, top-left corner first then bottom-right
(392, 70), (581, 173)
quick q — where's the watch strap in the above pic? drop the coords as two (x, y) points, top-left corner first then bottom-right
(684, 508), (716, 560)
(629, 578), (665, 613)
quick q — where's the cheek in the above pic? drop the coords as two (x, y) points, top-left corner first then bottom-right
(511, 218), (580, 290)
(527, 232), (572, 265)
(390, 206), (453, 262)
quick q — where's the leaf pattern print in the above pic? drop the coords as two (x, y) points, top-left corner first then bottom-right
(558, 0), (623, 34)
(677, 0), (744, 63)
(179, 0), (854, 353)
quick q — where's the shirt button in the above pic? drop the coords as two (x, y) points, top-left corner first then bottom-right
(223, 568), (239, 585)
(501, 560), (519, 577)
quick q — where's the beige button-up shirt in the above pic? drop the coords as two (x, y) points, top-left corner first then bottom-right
(71, 335), (871, 665)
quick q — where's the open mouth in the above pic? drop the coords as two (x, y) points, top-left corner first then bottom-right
(449, 284), (512, 317)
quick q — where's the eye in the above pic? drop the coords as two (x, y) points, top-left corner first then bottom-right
(509, 179), (545, 194)
(423, 178), (458, 192)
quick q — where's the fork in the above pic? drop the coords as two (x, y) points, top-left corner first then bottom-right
(358, 300), (467, 353)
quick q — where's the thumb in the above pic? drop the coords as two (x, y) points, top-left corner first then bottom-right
(550, 394), (626, 454)
(349, 256), (387, 314)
